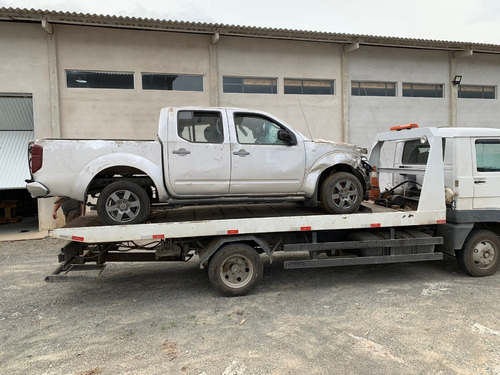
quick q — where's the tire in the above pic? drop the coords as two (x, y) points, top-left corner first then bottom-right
(208, 243), (263, 297)
(320, 172), (363, 214)
(457, 229), (500, 277)
(97, 181), (151, 225)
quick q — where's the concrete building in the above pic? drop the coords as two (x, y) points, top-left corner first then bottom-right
(1, 7), (500, 230)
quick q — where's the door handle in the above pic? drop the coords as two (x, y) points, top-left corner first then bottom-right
(172, 148), (190, 156)
(474, 179), (486, 184)
(233, 149), (250, 157)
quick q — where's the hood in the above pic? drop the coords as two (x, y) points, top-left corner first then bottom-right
(310, 138), (368, 155)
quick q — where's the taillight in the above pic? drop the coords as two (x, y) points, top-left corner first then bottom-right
(30, 144), (43, 174)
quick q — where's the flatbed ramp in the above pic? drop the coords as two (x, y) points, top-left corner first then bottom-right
(51, 202), (445, 243)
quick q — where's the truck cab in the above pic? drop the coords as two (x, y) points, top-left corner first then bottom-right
(390, 127), (500, 211)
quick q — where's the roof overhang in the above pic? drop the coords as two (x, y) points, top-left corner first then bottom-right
(2, 7), (500, 54)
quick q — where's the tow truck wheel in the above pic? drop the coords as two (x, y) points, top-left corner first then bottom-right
(320, 172), (363, 214)
(97, 181), (151, 225)
(457, 229), (500, 277)
(208, 243), (263, 297)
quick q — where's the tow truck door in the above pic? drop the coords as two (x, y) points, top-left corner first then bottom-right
(472, 137), (500, 209)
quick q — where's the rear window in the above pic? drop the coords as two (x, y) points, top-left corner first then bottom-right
(402, 140), (430, 165)
(401, 138), (447, 165)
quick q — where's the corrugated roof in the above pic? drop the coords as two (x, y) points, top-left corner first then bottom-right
(0, 131), (33, 190)
(0, 96), (34, 131)
(1, 7), (500, 54)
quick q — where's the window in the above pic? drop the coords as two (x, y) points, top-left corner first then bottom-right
(402, 139), (447, 165)
(475, 139), (500, 172)
(177, 111), (223, 143)
(284, 79), (335, 95)
(223, 77), (277, 94)
(142, 73), (203, 91)
(402, 140), (430, 165)
(234, 114), (292, 145)
(403, 83), (444, 98)
(351, 81), (396, 96)
(458, 85), (496, 99)
(66, 70), (134, 89)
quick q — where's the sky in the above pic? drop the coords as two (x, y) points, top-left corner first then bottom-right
(2, 0), (500, 45)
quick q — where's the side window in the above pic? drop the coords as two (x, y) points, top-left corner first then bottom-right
(402, 140), (430, 165)
(401, 139), (447, 165)
(234, 114), (290, 145)
(177, 111), (223, 143)
(475, 139), (500, 172)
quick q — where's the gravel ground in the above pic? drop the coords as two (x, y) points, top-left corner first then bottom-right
(1, 236), (499, 375)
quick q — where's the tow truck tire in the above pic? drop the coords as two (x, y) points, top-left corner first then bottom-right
(320, 172), (363, 214)
(457, 229), (500, 277)
(97, 181), (151, 225)
(208, 243), (263, 297)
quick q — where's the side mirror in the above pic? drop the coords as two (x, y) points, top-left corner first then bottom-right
(277, 129), (296, 145)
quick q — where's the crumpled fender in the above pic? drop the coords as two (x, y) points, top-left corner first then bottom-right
(302, 151), (363, 196)
(71, 153), (169, 200)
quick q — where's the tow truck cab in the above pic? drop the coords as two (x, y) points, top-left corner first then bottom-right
(390, 126), (500, 211)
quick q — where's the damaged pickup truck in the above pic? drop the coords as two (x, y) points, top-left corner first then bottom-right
(27, 107), (370, 225)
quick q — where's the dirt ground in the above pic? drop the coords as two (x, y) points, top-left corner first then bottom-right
(1, 236), (499, 375)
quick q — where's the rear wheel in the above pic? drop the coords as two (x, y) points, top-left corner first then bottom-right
(208, 243), (263, 297)
(97, 181), (150, 225)
(320, 172), (363, 214)
(457, 229), (500, 277)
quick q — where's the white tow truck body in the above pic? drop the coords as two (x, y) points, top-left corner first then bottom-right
(46, 126), (500, 296)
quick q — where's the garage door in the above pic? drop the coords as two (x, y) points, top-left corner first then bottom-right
(0, 96), (34, 189)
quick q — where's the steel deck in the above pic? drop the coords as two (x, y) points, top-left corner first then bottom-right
(50, 202), (446, 244)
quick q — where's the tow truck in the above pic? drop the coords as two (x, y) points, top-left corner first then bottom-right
(45, 126), (500, 296)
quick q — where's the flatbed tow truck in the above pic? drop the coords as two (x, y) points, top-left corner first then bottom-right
(45, 127), (500, 296)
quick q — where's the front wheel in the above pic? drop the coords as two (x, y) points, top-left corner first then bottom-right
(457, 229), (500, 277)
(97, 181), (151, 225)
(208, 243), (263, 297)
(320, 172), (363, 214)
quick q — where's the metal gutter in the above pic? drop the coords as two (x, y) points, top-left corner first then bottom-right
(1, 7), (500, 54)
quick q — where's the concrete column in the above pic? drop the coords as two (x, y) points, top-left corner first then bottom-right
(209, 33), (220, 106)
(449, 53), (458, 127)
(341, 43), (358, 143)
(45, 23), (61, 137)
(341, 50), (350, 143)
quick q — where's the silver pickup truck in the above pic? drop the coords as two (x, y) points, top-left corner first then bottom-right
(27, 107), (370, 225)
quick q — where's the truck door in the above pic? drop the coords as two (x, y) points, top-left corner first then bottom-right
(472, 138), (500, 209)
(228, 112), (306, 194)
(167, 110), (231, 196)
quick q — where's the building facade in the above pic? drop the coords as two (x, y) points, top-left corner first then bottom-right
(1, 8), (500, 229)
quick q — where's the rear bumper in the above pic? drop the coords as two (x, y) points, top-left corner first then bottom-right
(26, 180), (50, 197)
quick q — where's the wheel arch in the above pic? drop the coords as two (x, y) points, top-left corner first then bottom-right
(71, 153), (169, 202)
(454, 222), (500, 255)
(199, 235), (272, 268)
(317, 163), (367, 195)
(437, 221), (500, 257)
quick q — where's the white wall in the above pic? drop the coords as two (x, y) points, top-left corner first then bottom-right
(0, 23), (52, 138)
(56, 26), (212, 140)
(217, 37), (343, 141)
(348, 47), (451, 150)
(457, 53), (500, 127)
